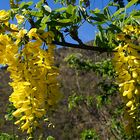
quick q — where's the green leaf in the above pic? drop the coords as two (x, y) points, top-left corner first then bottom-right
(54, 0), (59, 3)
(94, 8), (100, 13)
(26, 1), (33, 6)
(112, 8), (125, 17)
(47, 136), (55, 140)
(35, 1), (42, 9)
(131, 10), (140, 15)
(90, 8), (100, 14)
(19, 1), (33, 9)
(103, 7), (111, 20)
(58, 19), (72, 23)
(40, 23), (47, 30)
(94, 13), (107, 20)
(19, 2), (26, 8)
(90, 16), (106, 22)
(125, 0), (138, 9)
(43, 5), (52, 13)
(66, 4), (75, 14)
(108, 24), (122, 32)
(55, 7), (67, 12)
(30, 11), (43, 17)
(41, 15), (50, 23)
(113, 0), (139, 17)
(0, 133), (13, 140)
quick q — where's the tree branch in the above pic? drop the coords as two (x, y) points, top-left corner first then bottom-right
(28, 18), (114, 53)
(52, 40), (114, 53)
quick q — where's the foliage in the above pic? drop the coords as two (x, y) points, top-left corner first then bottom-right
(80, 129), (99, 140)
(46, 136), (55, 140)
(5, 103), (16, 121)
(0, 133), (18, 140)
(96, 81), (118, 107)
(68, 93), (94, 111)
(65, 53), (118, 108)
(65, 54), (116, 78)
(68, 93), (84, 111)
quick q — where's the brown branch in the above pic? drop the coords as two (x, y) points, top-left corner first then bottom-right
(39, 31), (115, 53)
(52, 40), (114, 53)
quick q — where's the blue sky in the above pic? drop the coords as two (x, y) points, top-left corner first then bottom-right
(0, 0), (139, 43)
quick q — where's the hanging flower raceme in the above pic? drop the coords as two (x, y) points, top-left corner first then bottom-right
(8, 29), (61, 134)
(113, 25), (140, 134)
(0, 12), (61, 135)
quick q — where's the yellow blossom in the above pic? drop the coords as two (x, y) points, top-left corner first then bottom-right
(126, 100), (133, 107)
(0, 27), (61, 135)
(15, 14), (24, 24)
(28, 28), (38, 39)
(0, 10), (10, 22)
(21, 120), (30, 131)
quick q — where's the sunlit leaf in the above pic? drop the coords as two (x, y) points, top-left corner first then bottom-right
(35, 1), (42, 9)
(58, 19), (72, 23)
(43, 5), (52, 13)
(112, 8), (125, 17)
(125, 0), (139, 9)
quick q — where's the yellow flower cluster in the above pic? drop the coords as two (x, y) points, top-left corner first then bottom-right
(113, 25), (140, 133)
(0, 10), (10, 23)
(15, 31), (60, 134)
(0, 10), (60, 135)
(9, 30), (60, 134)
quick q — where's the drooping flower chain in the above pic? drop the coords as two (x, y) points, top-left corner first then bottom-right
(113, 25), (140, 133)
(0, 10), (60, 135)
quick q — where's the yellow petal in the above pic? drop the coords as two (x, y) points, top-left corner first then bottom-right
(21, 121), (30, 131)
(126, 101), (133, 107)
(134, 89), (139, 95)
(123, 90), (130, 96)
(27, 127), (33, 134)
(132, 71), (138, 78)
(15, 14), (24, 24)
(14, 120), (21, 125)
(127, 91), (133, 99)
(12, 109), (21, 117)
(28, 28), (37, 39)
